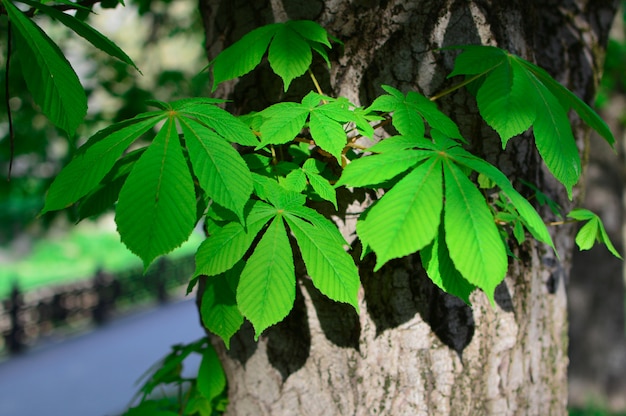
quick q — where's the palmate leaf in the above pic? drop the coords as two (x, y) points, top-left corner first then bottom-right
(196, 345), (226, 404)
(475, 58), (536, 144)
(179, 103), (259, 147)
(200, 262), (244, 349)
(237, 217), (295, 338)
(514, 60), (581, 198)
(309, 111), (347, 163)
(42, 114), (165, 213)
(443, 162), (507, 303)
(211, 20), (332, 91)
(17, 0), (139, 71)
(421, 223), (476, 305)
(368, 85), (463, 140)
(335, 149), (434, 188)
(259, 103), (310, 146)
(115, 117), (197, 268)
(568, 208), (622, 258)
(179, 117), (253, 222)
(194, 201), (275, 277)
(285, 214), (360, 310)
(446, 147), (554, 248)
(4, 0), (86, 135)
(357, 157), (443, 270)
(450, 45), (612, 197)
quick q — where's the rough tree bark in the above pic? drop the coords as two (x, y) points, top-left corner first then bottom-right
(196, 1), (618, 415)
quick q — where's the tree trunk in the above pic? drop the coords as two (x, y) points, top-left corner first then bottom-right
(196, 1), (618, 414)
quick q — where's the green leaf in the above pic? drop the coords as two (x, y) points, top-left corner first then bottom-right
(42, 115), (164, 213)
(568, 208), (622, 258)
(200, 264), (244, 348)
(515, 61), (581, 197)
(196, 345), (226, 402)
(283, 168), (308, 192)
(450, 150), (554, 248)
(309, 111), (347, 162)
(285, 214), (360, 310)
(443, 162), (507, 303)
(17, 0), (139, 71)
(4, 0), (86, 135)
(195, 201), (275, 276)
(268, 24), (312, 91)
(518, 59), (615, 147)
(367, 136), (438, 153)
(475, 57), (536, 144)
(179, 117), (253, 222)
(448, 45), (507, 77)
(115, 118), (197, 268)
(285, 20), (331, 48)
(259, 103), (309, 146)
(335, 149), (433, 188)
(237, 217), (295, 338)
(211, 24), (279, 91)
(420, 224), (476, 305)
(405, 91), (463, 140)
(283, 204), (347, 247)
(357, 158), (443, 270)
(305, 172), (337, 209)
(180, 104), (259, 147)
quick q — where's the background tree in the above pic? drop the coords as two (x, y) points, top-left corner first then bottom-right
(195, 1), (619, 415)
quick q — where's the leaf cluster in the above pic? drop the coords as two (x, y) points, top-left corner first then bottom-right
(30, 19), (622, 348)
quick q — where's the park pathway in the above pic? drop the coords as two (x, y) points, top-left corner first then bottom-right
(0, 299), (205, 416)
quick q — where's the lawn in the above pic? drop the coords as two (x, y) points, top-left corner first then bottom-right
(0, 222), (203, 298)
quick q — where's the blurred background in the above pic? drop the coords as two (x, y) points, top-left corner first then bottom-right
(0, 1), (625, 415)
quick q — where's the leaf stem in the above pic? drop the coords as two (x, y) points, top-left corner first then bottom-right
(308, 69), (324, 97)
(429, 72), (486, 101)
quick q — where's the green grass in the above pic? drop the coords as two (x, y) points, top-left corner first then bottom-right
(0, 224), (203, 298)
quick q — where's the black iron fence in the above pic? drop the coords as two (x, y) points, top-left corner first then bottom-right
(0, 255), (196, 356)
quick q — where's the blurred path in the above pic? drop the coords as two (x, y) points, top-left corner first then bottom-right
(0, 299), (205, 416)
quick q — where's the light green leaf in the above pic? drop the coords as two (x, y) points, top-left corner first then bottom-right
(518, 59), (615, 147)
(285, 214), (360, 310)
(43, 115), (164, 213)
(115, 118), (197, 268)
(335, 150), (433, 188)
(259, 103), (309, 146)
(195, 201), (275, 276)
(211, 24), (279, 91)
(283, 204), (347, 247)
(420, 224), (476, 305)
(285, 20), (331, 48)
(519, 63), (581, 198)
(197, 345), (226, 402)
(575, 218), (598, 251)
(443, 162), (507, 303)
(179, 117), (253, 222)
(237, 217), (295, 338)
(309, 111), (346, 162)
(5, 0), (86, 135)
(357, 158), (443, 270)
(476, 57), (536, 144)
(448, 45), (507, 77)
(568, 208), (622, 258)
(305, 172), (337, 209)
(405, 91), (464, 140)
(18, 0), (139, 71)
(367, 136), (437, 153)
(200, 263), (244, 348)
(268, 25), (312, 91)
(449, 150), (554, 248)
(283, 168), (308, 192)
(180, 104), (259, 147)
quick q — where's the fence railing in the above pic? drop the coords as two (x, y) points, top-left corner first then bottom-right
(0, 255), (196, 356)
